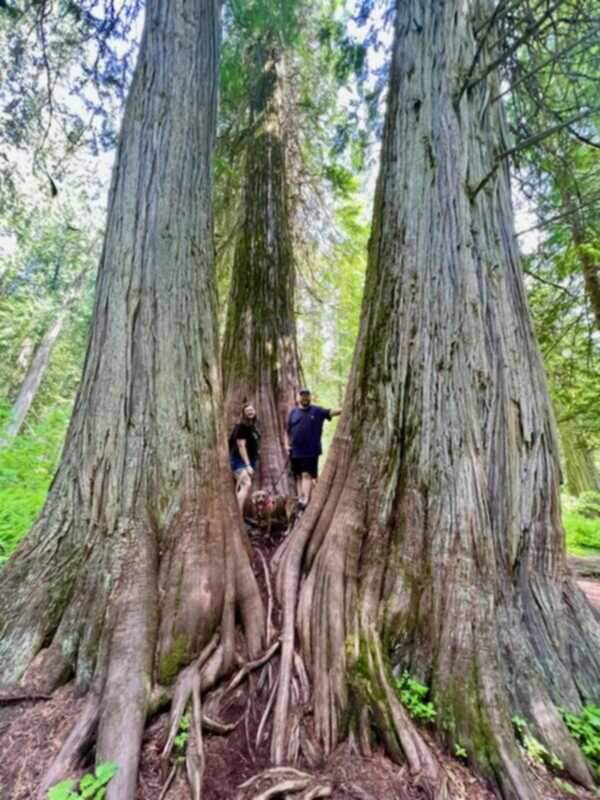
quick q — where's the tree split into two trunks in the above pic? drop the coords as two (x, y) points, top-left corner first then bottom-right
(270, 0), (600, 798)
(0, 0), (264, 798)
(222, 42), (302, 496)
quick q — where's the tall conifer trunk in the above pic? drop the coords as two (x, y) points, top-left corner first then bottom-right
(272, 2), (600, 797)
(0, 2), (264, 797)
(222, 44), (302, 494)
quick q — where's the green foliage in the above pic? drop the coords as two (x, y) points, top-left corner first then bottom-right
(573, 491), (600, 520)
(0, 402), (70, 564)
(454, 742), (468, 760)
(560, 705), (600, 773)
(512, 715), (563, 771)
(563, 507), (600, 554)
(173, 713), (191, 763)
(48, 762), (118, 800)
(394, 671), (436, 724)
(554, 778), (578, 796)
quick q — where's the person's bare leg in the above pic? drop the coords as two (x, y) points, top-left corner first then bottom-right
(301, 473), (313, 505)
(236, 470), (252, 513)
(295, 475), (303, 502)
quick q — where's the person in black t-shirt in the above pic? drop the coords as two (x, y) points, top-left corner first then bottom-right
(286, 388), (341, 508)
(229, 403), (261, 511)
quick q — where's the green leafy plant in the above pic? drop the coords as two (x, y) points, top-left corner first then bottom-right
(454, 742), (468, 760)
(48, 762), (118, 799)
(394, 671), (436, 723)
(174, 713), (190, 763)
(554, 778), (577, 796)
(560, 705), (600, 774)
(512, 715), (563, 771)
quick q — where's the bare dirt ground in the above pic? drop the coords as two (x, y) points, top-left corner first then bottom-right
(1, 547), (599, 800)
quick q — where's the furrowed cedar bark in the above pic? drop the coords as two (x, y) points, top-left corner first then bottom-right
(221, 43), (302, 494)
(273, 1), (600, 797)
(0, 1), (263, 798)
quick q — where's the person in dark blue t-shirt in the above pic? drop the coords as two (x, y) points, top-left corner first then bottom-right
(286, 388), (341, 507)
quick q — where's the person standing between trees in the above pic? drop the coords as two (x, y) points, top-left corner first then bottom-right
(229, 403), (261, 512)
(287, 388), (341, 508)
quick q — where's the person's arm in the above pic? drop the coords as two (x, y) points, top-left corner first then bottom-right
(237, 439), (254, 475)
(329, 408), (342, 418)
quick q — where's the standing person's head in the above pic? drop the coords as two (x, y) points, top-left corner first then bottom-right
(241, 403), (257, 424)
(297, 388), (311, 408)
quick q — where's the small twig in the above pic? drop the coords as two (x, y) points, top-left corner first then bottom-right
(0, 691), (52, 704)
(250, 778), (311, 800)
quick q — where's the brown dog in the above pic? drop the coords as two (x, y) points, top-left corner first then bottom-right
(242, 490), (298, 533)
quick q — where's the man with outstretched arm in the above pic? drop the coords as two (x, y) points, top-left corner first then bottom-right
(286, 388), (341, 508)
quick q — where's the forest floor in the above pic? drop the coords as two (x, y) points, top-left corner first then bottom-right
(1, 541), (599, 800)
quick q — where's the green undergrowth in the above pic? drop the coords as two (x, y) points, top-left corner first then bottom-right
(563, 492), (600, 555)
(394, 670), (437, 723)
(512, 716), (564, 771)
(0, 402), (70, 565)
(560, 705), (600, 776)
(48, 762), (118, 799)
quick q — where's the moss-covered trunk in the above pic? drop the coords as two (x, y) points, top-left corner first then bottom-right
(0, 2), (264, 797)
(272, 2), (600, 797)
(222, 44), (302, 494)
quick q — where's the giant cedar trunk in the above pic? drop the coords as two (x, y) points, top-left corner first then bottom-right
(273, 2), (600, 798)
(222, 45), (302, 493)
(0, 2), (263, 798)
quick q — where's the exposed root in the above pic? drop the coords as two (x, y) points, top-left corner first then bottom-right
(238, 766), (314, 790)
(257, 549), (275, 645)
(237, 767), (331, 800)
(37, 694), (100, 798)
(224, 640), (280, 695)
(158, 763), (177, 800)
(298, 784), (333, 799)
(202, 713), (240, 734)
(366, 635), (448, 800)
(256, 676), (279, 748)
(250, 778), (311, 799)
(184, 676), (205, 800)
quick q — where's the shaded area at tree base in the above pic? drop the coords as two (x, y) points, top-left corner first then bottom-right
(2, 548), (599, 800)
(2, 670), (600, 800)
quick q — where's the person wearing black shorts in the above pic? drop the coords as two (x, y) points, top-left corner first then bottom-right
(287, 388), (341, 507)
